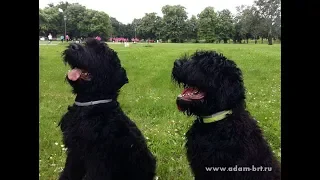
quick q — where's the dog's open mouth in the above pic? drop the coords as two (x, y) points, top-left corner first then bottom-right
(67, 68), (92, 81)
(177, 87), (205, 101)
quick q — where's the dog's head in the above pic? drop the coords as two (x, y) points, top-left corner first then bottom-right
(62, 38), (128, 98)
(171, 50), (245, 116)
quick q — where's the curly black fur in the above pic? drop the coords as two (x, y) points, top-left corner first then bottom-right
(171, 50), (281, 180)
(58, 38), (156, 180)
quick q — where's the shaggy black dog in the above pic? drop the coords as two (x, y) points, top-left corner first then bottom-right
(58, 38), (156, 180)
(171, 50), (281, 180)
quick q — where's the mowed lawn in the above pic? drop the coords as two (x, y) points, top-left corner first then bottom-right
(39, 42), (281, 180)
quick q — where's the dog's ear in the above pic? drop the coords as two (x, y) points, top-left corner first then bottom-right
(85, 38), (108, 52)
(93, 42), (108, 53)
(215, 67), (246, 110)
(172, 56), (190, 84)
(85, 38), (99, 46)
(114, 67), (129, 90)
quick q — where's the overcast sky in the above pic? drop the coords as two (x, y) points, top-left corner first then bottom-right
(39, 0), (255, 24)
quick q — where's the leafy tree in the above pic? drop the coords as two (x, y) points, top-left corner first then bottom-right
(39, 9), (49, 36)
(137, 12), (162, 40)
(273, 13), (281, 41)
(39, 2), (112, 40)
(40, 7), (63, 36)
(233, 20), (244, 43)
(38, 1), (280, 44)
(161, 5), (188, 43)
(63, 3), (87, 38)
(55, 1), (70, 12)
(110, 17), (122, 37)
(121, 23), (135, 39)
(198, 7), (218, 43)
(254, 0), (281, 45)
(236, 6), (259, 44)
(216, 9), (234, 43)
(83, 10), (112, 39)
(132, 18), (142, 39)
(185, 15), (198, 42)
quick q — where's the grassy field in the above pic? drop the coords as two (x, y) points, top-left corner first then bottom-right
(39, 42), (281, 180)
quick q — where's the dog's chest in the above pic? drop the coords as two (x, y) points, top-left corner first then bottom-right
(185, 122), (239, 161)
(60, 111), (108, 144)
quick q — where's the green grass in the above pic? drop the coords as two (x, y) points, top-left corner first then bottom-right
(40, 43), (281, 180)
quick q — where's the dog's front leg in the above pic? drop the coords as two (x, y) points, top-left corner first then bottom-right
(59, 151), (86, 180)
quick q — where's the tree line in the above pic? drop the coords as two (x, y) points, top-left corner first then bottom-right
(39, 0), (280, 45)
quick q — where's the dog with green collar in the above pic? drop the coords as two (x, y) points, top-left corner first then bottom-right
(171, 50), (281, 180)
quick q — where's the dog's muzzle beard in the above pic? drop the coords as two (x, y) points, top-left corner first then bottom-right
(176, 86), (206, 115)
(176, 98), (206, 115)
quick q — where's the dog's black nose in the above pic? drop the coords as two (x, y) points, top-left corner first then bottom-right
(70, 43), (79, 50)
(174, 60), (182, 67)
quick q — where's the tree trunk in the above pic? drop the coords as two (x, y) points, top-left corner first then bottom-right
(224, 39), (228, 44)
(246, 38), (248, 44)
(268, 27), (273, 45)
(255, 37), (257, 44)
(261, 38), (263, 44)
(268, 36), (272, 45)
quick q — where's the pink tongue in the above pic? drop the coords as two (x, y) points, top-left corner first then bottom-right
(68, 69), (81, 81)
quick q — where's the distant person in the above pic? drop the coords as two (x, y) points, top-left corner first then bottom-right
(60, 35), (64, 43)
(66, 34), (69, 42)
(48, 33), (52, 44)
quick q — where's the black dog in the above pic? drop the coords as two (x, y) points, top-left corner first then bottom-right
(171, 50), (281, 180)
(58, 38), (156, 180)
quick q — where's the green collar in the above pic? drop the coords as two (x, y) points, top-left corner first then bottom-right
(199, 110), (232, 123)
